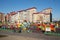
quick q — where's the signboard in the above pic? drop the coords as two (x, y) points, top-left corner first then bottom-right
(45, 27), (51, 31)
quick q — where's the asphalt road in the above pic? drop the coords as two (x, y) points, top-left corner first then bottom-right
(0, 30), (60, 40)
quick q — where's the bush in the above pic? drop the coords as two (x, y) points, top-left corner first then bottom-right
(56, 28), (60, 33)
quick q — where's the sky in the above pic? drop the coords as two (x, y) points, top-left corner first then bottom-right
(0, 0), (60, 20)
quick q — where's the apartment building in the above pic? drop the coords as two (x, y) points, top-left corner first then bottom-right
(17, 7), (37, 23)
(7, 7), (52, 24)
(0, 12), (5, 23)
(33, 8), (52, 23)
(9, 12), (17, 23)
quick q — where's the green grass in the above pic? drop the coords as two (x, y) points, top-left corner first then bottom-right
(0, 28), (13, 32)
(44, 32), (60, 36)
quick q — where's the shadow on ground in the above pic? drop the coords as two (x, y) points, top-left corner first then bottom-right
(0, 35), (8, 38)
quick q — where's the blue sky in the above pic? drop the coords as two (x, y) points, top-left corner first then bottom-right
(0, 0), (60, 20)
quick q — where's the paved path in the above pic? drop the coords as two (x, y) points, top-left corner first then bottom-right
(0, 30), (60, 40)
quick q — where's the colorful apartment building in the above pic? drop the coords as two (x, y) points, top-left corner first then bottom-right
(17, 7), (37, 23)
(5, 7), (52, 24)
(5, 7), (37, 24)
(9, 12), (17, 23)
(0, 12), (5, 23)
(33, 8), (52, 23)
